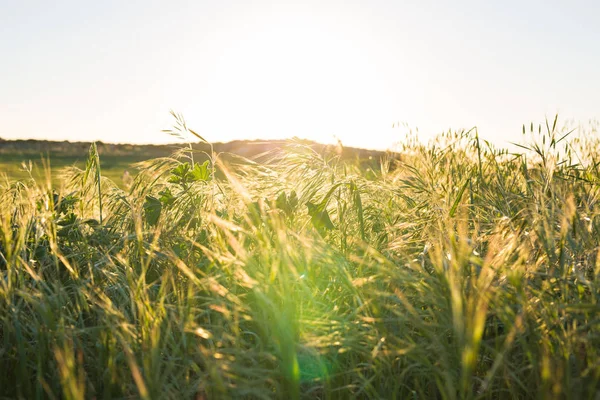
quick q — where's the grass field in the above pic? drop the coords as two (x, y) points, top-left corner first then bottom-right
(1, 117), (599, 399)
(0, 138), (383, 188)
(0, 153), (149, 187)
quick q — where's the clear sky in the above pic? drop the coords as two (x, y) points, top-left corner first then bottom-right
(1, 0), (599, 150)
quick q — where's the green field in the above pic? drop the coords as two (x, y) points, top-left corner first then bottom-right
(1, 122), (599, 399)
(0, 139), (384, 188)
(0, 153), (150, 187)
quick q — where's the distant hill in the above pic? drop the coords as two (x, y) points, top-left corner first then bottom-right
(0, 138), (393, 163)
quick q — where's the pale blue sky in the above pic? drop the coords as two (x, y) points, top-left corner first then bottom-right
(1, 0), (599, 150)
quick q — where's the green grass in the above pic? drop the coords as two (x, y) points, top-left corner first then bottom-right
(1, 115), (599, 399)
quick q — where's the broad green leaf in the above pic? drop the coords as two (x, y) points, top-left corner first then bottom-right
(144, 195), (162, 226)
(306, 201), (335, 232)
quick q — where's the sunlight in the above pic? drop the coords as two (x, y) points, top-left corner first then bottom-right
(171, 13), (400, 150)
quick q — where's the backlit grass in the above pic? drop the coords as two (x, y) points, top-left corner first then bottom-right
(1, 116), (599, 399)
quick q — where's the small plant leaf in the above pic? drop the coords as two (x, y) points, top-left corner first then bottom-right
(190, 160), (211, 182)
(159, 188), (175, 206)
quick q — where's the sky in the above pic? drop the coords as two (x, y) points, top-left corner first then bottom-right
(1, 0), (599, 151)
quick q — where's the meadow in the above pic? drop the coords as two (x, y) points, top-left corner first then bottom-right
(0, 153), (148, 187)
(0, 139), (172, 186)
(1, 116), (599, 399)
(0, 138), (382, 187)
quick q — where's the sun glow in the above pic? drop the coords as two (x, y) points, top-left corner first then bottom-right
(165, 7), (405, 150)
